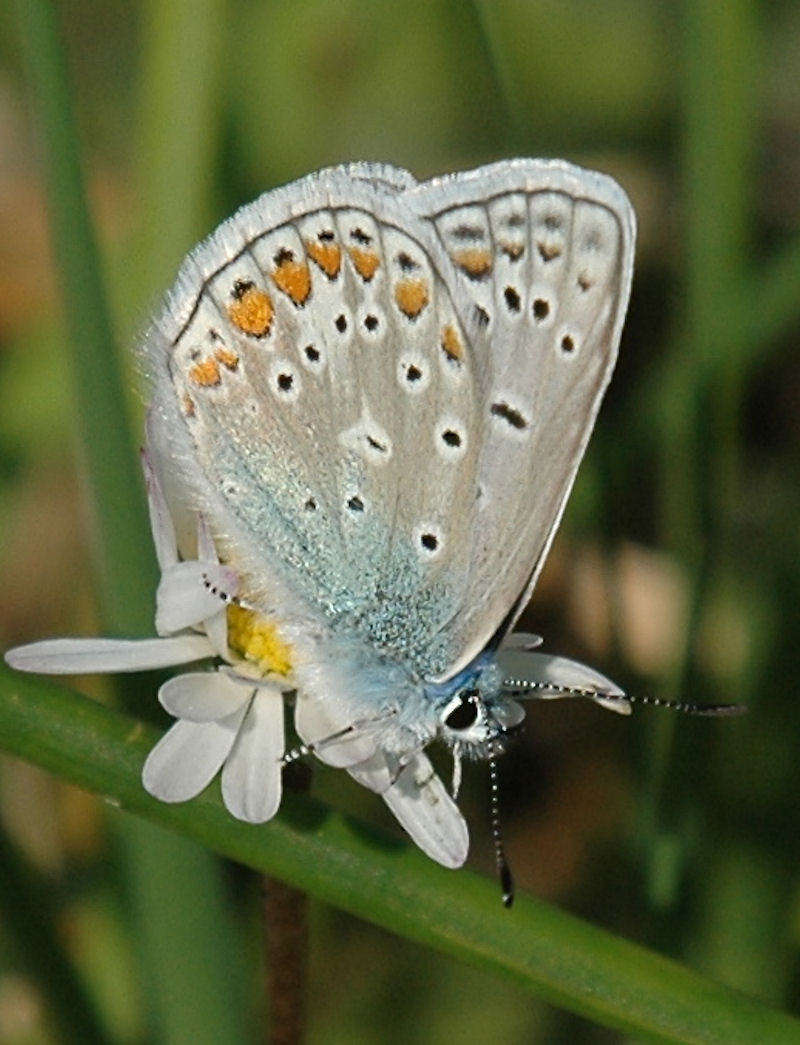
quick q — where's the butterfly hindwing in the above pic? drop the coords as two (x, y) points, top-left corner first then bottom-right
(407, 160), (636, 674)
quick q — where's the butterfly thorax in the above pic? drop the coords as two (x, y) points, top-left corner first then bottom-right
(291, 623), (525, 764)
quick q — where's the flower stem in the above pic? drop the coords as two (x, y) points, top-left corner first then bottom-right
(263, 763), (312, 1045)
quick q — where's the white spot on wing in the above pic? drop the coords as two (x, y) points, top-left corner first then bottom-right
(339, 406), (393, 464)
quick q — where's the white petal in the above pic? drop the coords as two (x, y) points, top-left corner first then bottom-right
(158, 670), (253, 721)
(155, 561), (238, 636)
(203, 606), (230, 660)
(493, 698), (526, 730)
(141, 449), (178, 570)
(347, 751), (394, 793)
(221, 686), (285, 822)
(196, 514), (218, 563)
(4, 635), (214, 674)
(294, 695), (378, 767)
(141, 704), (247, 802)
(590, 693), (631, 714)
(499, 649), (631, 715)
(381, 753), (469, 869)
(500, 632), (544, 651)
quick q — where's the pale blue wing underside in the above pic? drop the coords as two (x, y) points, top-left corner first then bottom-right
(145, 160), (634, 684)
(408, 161), (635, 672)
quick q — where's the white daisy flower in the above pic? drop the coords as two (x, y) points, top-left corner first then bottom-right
(4, 451), (292, 824)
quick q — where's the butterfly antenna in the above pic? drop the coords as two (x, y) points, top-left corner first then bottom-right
(488, 748), (514, 908)
(618, 692), (746, 716)
(581, 688), (747, 717)
(504, 678), (746, 717)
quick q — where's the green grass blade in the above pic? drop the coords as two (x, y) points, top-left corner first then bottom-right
(124, 0), (228, 317)
(13, 0), (157, 636)
(1, 668), (798, 1045)
(736, 233), (800, 359)
(12, 4), (249, 1043)
(0, 823), (114, 1045)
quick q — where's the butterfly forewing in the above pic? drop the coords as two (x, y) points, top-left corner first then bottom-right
(158, 171), (482, 667)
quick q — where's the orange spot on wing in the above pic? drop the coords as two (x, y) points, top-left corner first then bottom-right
(227, 285), (274, 337)
(441, 323), (463, 362)
(451, 247), (493, 278)
(188, 357), (221, 387)
(499, 240), (525, 261)
(537, 241), (562, 262)
(394, 278), (429, 319)
(305, 239), (342, 278)
(182, 393), (196, 416)
(272, 258), (311, 305)
(349, 247), (380, 281)
(214, 346), (239, 370)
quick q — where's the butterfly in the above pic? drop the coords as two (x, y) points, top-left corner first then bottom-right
(145, 159), (635, 881)
(7, 160), (638, 902)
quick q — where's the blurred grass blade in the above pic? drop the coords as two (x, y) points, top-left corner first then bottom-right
(631, 0), (759, 940)
(2, 668), (800, 1045)
(682, 0), (757, 362)
(12, 3), (248, 1044)
(13, 0), (156, 635)
(125, 0), (228, 318)
(656, 0), (759, 549)
(112, 817), (250, 1045)
(738, 234), (800, 356)
(470, 0), (527, 150)
(0, 823), (113, 1045)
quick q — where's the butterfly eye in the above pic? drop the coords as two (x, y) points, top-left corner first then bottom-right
(443, 691), (480, 731)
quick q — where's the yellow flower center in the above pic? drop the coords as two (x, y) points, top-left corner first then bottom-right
(226, 604), (293, 677)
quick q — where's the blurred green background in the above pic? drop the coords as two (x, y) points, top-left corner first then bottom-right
(0, 0), (799, 1042)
